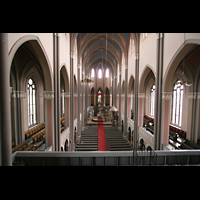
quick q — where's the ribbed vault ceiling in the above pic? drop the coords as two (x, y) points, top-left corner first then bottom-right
(77, 33), (130, 75)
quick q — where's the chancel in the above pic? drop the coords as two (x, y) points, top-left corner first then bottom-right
(1, 33), (200, 166)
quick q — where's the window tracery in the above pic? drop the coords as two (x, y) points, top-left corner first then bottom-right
(171, 80), (184, 127)
(27, 78), (36, 127)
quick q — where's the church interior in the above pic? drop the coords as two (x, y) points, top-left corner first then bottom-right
(1, 33), (200, 166)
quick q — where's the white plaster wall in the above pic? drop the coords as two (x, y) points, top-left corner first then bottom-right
(8, 33), (53, 73)
(139, 33), (157, 82)
(8, 33), (71, 84)
(163, 33), (184, 79)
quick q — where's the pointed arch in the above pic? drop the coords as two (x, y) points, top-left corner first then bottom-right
(163, 40), (200, 92)
(128, 75), (134, 94)
(9, 35), (53, 91)
(139, 65), (156, 93)
(60, 64), (69, 92)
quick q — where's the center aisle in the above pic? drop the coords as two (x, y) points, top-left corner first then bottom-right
(98, 118), (108, 151)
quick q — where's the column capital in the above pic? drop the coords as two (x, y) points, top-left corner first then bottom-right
(44, 91), (54, 99)
(64, 92), (70, 97)
(135, 54), (140, 60)
(138, 93), (145, 98)
(77, 64), (81, 68)
(69, 52), (74, 58)
(188, 92), (200, 99)
(162, 92), (172, 99)
(156, 33), (160, 39)
(12, 91), (25, 98)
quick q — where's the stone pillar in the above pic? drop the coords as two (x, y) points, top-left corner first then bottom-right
(118, 70), (121, 130)
(188, 92), (200, 142)
(53, 33), (61, 151)
(77, 64), (81, 139)
(10, 88), (18, 146)
(0, 33), (12, 166)
(114, 75), (117, 107)
(82, 71), (85, 130)
(194, 93), (200, 143)
(84, 81), (88, 126)
(57, 33), (61, 151)
(124, 64), (128, 138)
(69, 52), (74, 151)
(44, 91), (54, 149)
(64, 92), (70, 128)
(154, 33), (164, 150)
(138, 93), (145, 127)
(12, 91), (25, 144)
(133, 54), (139, 150)
(161, 92), (172, 147)
(128, 95), (131, 118)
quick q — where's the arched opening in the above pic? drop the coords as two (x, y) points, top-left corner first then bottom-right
(121, 80), (125, 113)
(128, 127), (131, 142)
(128, 75), (134, 118)
(97, 87), (103, 105)
(74, 127), (77, 144)
(139, 139), (145, 150)
(64, 139), (68, 151)
(9, 39), (52, 146)
(139, 66), (156, 117)
(163, 42), (200, 143)
(147, 146), (152, 151)
(60, 65), (69, 128)
(74, 75), (77, 119)
(105, 87), (110, 106)
(91, 87), (94, 106)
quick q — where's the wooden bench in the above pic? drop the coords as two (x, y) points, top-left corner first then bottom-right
(75, 148), (98, 151)
(25, 122), (45, 139)
(32, 129), (45, 143)
(109, 147), (131, 151)
(146, 121), (154, 135)
(12, 141), (28, 153)
(24, 144), (38, 151)
(169, 131), (178, 141)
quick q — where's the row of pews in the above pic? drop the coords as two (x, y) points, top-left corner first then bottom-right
(143, 115), (187, 141)
(75, 126), (98, 151)
(12, 116), (66, 154)
(12, 141), (40, 153)
(169, 138), (200, 150)
(104, 127), (132, 151)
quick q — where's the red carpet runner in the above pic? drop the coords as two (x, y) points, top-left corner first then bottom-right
(98, 118), (108, 151)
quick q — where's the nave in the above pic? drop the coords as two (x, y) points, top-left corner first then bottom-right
(75, 118), (132, 151)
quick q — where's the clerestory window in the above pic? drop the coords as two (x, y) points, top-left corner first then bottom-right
(171, 80), (184, 127)
(150, 84), (155, 116)
(27, 78), (37, 127)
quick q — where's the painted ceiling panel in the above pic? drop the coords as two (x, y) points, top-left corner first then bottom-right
(78, 33), (131, 74)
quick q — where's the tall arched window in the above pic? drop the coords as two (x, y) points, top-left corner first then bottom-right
(27, 78), (36, 127)
(91, 68), (95, 77)
(98, 69), (102, 78)
(171, 80), (184, 127)
(150, 84), (155, 116)
(62, 88), (65, 115)
(105, 68), (109, 78)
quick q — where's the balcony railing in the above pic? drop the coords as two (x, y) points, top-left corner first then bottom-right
(12, 150), (200, 166)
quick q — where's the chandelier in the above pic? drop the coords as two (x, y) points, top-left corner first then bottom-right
(175, 80), (192, 87)
(81, 78), (94, 85)
(176, 33), (192, 87)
